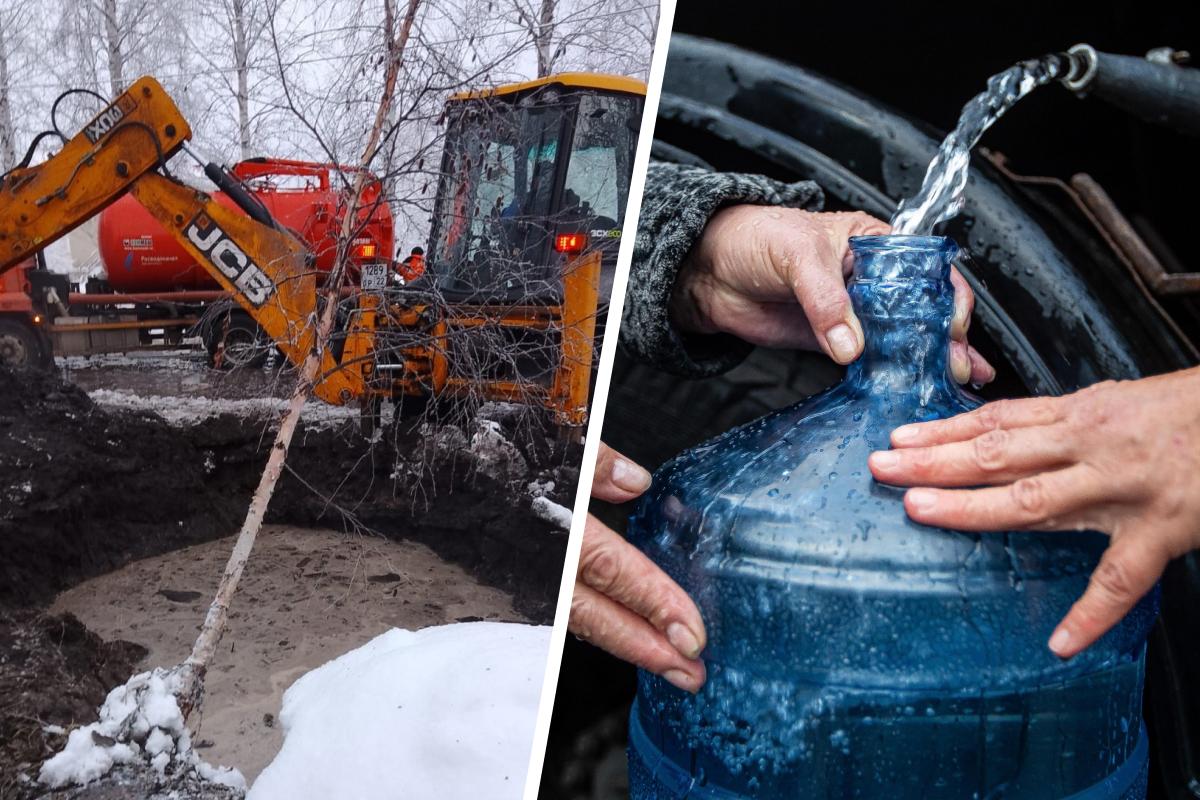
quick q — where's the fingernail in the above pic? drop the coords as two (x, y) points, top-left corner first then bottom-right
(870, 450), (899, 470)
(611, 458), (651, 493)
(667, 622), (702, 659)
(951, 345), (971, 384)
(662, 668), (699, 693)
(907, 488), (937, 512)
(1048, 627), (1071, 657)
(826, 323), (859, 364)
(952, 296), (969, 340)
(892, 425), (918, 445)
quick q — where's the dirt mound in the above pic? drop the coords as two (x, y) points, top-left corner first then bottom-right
(0, 611), (146, 798)
(0, 369), (243, 609)
(38, 764), (243, 799)
(0, 369), (244, 610)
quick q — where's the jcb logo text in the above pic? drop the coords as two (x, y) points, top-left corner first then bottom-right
(185, 213), (275, 307)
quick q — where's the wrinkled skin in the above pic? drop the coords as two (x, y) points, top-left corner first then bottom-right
(570, 443), (707, 692)
(869, 367), (1200, 658)
(671, 207), (994, 383)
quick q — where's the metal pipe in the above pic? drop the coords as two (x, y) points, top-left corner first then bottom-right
(67, 285), (361, 306)
(49, 317), (197, 333)
(69, 290), (229, 305)
(1064, 44), (1200, 136)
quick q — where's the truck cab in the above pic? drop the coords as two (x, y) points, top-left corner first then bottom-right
(0, 256), (50, 368)
(426, 73), (645, 304)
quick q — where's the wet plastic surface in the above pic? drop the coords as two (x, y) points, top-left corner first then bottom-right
(627, 236), (1158, 799)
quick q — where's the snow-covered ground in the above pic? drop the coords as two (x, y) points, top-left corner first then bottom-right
(56, 349), (208, 372)
(248, 622), (550, 800)
(87, 388), (359, 429)
(37, 623), (550, 798)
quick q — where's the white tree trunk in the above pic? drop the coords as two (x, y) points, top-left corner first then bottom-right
(0, 26), (16, 171)
(232, 0), (252, 159)
(102, 0), (125, 96)
(535, 0), (556, 77)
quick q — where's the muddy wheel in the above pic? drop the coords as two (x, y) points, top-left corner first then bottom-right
(0, 319), (44, 369)
(211, 314), (269, 370)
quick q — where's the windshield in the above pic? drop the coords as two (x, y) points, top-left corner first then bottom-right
(432, 99), (568, 298)
(562, 93), (640, 236)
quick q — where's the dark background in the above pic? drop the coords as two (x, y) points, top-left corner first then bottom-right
(541, 2), (1200, 797)
(674, 0), (1199, 259)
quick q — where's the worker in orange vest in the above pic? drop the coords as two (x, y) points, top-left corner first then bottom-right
(396, 246), (425, 283)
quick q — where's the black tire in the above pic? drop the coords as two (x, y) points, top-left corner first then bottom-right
(0, 318), (46, 370)
(208, 313), (269, 370)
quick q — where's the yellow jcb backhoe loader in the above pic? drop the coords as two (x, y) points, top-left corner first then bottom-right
(0, 73), (646, 426)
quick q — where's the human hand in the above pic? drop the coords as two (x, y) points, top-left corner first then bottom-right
(867, 368), (1200, 659)
(569, 443), (707, 692)
(670, 206), (994, 384)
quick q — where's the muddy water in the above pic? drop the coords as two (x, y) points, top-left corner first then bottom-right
(52, 525), (529, 784)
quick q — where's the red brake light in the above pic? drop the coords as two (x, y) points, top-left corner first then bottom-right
(554, 233), (587, 254)
(356, 242), (378, 259)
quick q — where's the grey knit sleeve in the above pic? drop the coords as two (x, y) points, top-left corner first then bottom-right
(619, 161), (824, 377)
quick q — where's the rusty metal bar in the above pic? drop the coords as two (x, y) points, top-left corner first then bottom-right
(49, 317), (196, 333)
(68, 290), (228, 305)
(1070, 173), (1200, 296)
(982, 151), (1199, 362)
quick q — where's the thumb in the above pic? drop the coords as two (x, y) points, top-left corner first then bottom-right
(787, 211), (889, 365)
(1048, 532), (1166, 659)
(593, 442), (651, 504)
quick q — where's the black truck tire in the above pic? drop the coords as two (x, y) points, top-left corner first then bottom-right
(0, 318), (48, 370)
(207, 313), (269, 370)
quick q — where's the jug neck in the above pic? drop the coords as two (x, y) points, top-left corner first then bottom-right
(844, 235), (959, 402)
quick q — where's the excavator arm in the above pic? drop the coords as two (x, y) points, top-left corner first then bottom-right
(0, 77), (190, 275)
(130, 173), (362, 404)
(0, 76), (362, 404)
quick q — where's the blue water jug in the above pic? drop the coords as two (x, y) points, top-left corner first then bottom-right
(627, 235), (1158, 799)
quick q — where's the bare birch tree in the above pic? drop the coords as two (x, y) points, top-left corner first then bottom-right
(0, 14), (20, 170)
(513, 0), (559, 77)
(179, 0), (425, 713)
(507, 0), (657, 79)
(186, 0), (272, 159)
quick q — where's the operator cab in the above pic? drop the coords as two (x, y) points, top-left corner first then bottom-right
(427, 73), (646, 303)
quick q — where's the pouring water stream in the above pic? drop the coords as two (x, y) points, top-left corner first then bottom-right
(891, 53), (1075, 234)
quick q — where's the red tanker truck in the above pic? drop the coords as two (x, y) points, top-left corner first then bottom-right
(0, 158), (395, 369)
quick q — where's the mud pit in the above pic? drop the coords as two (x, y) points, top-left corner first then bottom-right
(0, 356), (578, 796)
(52, 526), (528, 783)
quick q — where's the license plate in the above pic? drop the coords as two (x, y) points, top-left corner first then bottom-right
(361, 263), (388, 291)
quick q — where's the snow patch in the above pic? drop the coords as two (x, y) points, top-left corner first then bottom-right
(248, 622), (549, 800)
(531, 496), (573, 530)
(57, 350), (206, 371)
(38, 666), (246, 794)
(469, 418), (527, 483)
(88, 389), (357, 429)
